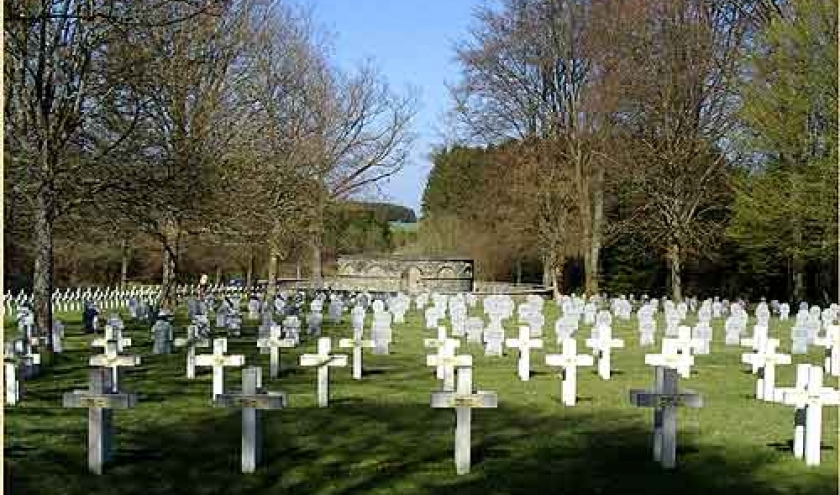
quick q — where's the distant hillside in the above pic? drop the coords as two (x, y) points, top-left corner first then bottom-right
(348, 202), (417, 223)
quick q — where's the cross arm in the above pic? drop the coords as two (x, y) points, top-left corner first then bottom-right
(431, 391), (498, 409)
(214, 392), (287, 410)
(629, 390), (703, 408)
(63, 391), (138, 409)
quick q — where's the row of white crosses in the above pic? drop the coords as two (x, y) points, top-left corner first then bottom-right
(774, 364), (840, 466)
(738, 321), (840, 467)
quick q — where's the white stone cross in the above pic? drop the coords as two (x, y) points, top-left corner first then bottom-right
(776, 365), (840, 466)
(671, 326), (704, 357)
(299, 337), (348, 407)
(89, 341), (141, 393)
(629, 366), (703, 469)
(256, 326), (296, 379)
(740, 324), (769, 352)
(741, 338), (791, 401)
(174, 325), (210, 379)
(772, 364), (810, 459)
(424, 327), (462, 380)
(62, 369), (138, 475)
(195, 338), (245, 398)
(426, 340), (471, 391)
(585, 325), (624, 379)
(339, 335), (376, 380)
(814, 324), (840, 376)
(91, 325), (131, 353)
(504, 326), (543, 381)
(214, 367), (287, 473)
(430, 366), (498, 475)
(545, 339), (594, 406)
(5, 359), (20, 406)
(646, 339), (695, 378)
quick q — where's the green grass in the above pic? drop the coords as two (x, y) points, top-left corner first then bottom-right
(5, 303), (838, 495)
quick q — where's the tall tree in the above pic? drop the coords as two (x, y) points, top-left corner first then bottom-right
(602, 0), (749, 300)
(450, 0), (613, 295)
(729, 0), (838, 302)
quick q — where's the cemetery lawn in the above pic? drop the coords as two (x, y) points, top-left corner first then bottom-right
(5, 306), (838, 495)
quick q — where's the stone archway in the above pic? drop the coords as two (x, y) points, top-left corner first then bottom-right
(400, 266), (423, 293)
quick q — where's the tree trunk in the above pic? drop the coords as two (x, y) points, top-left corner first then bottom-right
(310, 240), (323, 289)
(553, 252), (566, 300)
(246, 250), (254, 289)
(119, 238), (129, 288)
(266, 248), (279, 300)
(32, 197), (55, 356)
(668, 244), (682, 302)
(542, 253), (554, 287)
(159, 221), (178, 310)
(587, 165), (604, 296)
(574, 149), (594, 296)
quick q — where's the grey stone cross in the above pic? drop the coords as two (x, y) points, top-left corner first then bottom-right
(629, 366), (703, 469)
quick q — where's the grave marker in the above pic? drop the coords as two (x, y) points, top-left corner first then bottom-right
(214, 367), (287, 473)
(629, 367), (703, 469)
(430, 367), (497, 475)
(299, 338), (348, 407)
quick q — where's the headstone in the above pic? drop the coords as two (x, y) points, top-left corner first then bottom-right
(299, 338), (348, 407)
(256, 326), (296, 379)
(585, 325), (624, 379)
(89, 341), (141, 393)
(430, 367), (498, 475)
(195, 338), (245, 398)
(741, 338), (791, 401)
(213, 367), (287, 473)
(629, 366), (703, 469)
(174, 325), (211, 379)
(814, 324), (840, 376)
(776, 365), (840, 466)
(426, 343), (472, 392)
(151, 320), (174, 355)
(504, 326), (543, 381)
(62, 368), (138, 474)
(465, 317), (484, 344)
(545, 339), (594, 406)
(772, 364), (811, 460)
(339, 335), (376, 380)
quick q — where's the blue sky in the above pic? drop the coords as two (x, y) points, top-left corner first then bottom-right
(308, 0), (483, 215)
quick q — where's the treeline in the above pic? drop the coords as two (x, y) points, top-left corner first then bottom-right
(6, 200), (410, 291)
(420, 0), (837, 303)
(5, 0), (416, 344)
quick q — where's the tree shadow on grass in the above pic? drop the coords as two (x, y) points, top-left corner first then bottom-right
(6, 400), (836, 495)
